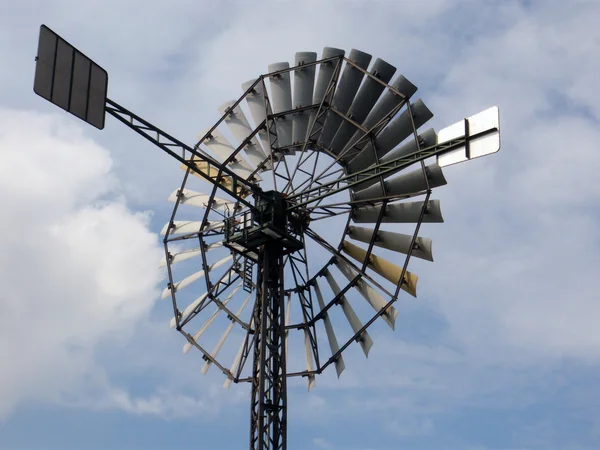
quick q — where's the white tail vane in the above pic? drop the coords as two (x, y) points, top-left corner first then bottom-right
(181, 282), (242, 348)
(347, 226), (434, 262)
(159, 241), (224, 268)
(168, 188), (238, 212)
(437, 106), (500, 167)
(160, 220), (224, 237)
(313, 280), (345, 377)
(336, 259), (398, 330)
(201, 290), (253, 374)
(162, 255), (233, 300)
(342, 241), (418, 297)
(324, 269), (373, 357)
(218, 101), (271, 170)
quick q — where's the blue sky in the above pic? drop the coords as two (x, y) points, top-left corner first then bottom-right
(1, 1), (600, 449)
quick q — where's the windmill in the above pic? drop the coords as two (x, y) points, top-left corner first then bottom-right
(33, 25), (500, 450)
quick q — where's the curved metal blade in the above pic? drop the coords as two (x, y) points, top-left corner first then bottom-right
(351, 199), (443, 224)
(352, 163), (447, 201)
(268, 62), (293, 150)
(324, 268), (373, 357)
(318, 49), (372, 150)
(291, 52), (317, 148)
(342, 240), (418, 297)
(348, 128), (437, 190)
(168, 188), (238, 212)
(160, 220), (225, 236)
(225, 316), (255, 389)
(347, 226), (433, 262)
(201, 290), (252, 373)
(242, 78), (274, 158)
(341, 74), (417, 162)
(162, 255), (233, 299)
(202, 128), (262, 182)
(217, 100), (271, 170)
(180, 281), (242, 340)
(329, 58), (396, 155)
(313, 279), (345, 377)
(159, 241), (224, 268)
(336, 259), (398, 330)
(308, 47), (345, 142)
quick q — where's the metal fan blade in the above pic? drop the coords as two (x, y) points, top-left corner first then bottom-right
(308, 47), (345, 142)
(341, 74), (417, 162)
(174, 273), (238, 329)
(181, 158), (251, 198)
(292, 52), (317, 147)
(352, 163), (447, 201)
(217, 101), (271, 170)
(162, 255), (233, 299)
(268, 62), (293, 150)
(159, 241), (224, 268)
(328, 58), (396, 155)
(313, 280), (345, 377)
(352, 199), (444, 224)
(202, 128), (262, 182)
(371, 98), (433, 158)
(242, 78), (275, 158)
(342, 241), (418, 297)
(348, 128), (437, 189)
(180, 281), (242, 341)
(160, 220), (225, 236)
(324, 268), (374, 357)
(201, 290), (252, 373)
(347, 226), (433, 262)
(336, 259), (398, 330)
(318, 49), (372, 150)
(225, 316), (254, 389)
(168, 188), (238, 212)
(304, 329), (316, 391)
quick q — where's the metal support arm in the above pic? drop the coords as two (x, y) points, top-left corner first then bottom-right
(104, 98), (262, 209)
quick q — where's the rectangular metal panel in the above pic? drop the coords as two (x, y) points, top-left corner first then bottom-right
(52, 38), (74, 110)
(70, 52), (91, 120)
(33, 25), (107, 130)
(33, 26), (57, 99)
(87, 63), (108, 129)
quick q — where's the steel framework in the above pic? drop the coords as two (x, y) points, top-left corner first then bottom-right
(33, 27), (500, 450)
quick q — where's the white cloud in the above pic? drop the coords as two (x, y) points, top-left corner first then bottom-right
(0, 109), (164, 419)
(313, 436), (333, 449)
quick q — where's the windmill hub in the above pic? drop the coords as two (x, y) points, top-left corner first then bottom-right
(224, 190), (305, 259)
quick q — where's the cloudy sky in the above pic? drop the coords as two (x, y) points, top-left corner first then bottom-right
(1, 0), (600, 449)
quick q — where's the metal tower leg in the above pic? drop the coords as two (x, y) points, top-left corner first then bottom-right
(250, 241), (287, 450)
